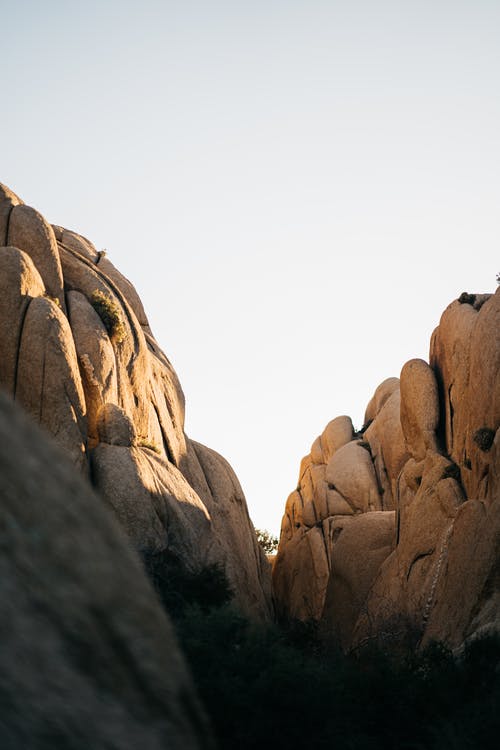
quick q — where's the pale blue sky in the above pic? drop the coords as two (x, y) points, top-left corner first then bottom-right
(3, 1), (499, 533)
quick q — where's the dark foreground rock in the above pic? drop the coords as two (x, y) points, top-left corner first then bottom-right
(0, 389), (213, 750)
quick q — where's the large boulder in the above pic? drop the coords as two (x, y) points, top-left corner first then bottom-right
(0, 389), (212, 750)
(0, 181), (272, 621)
(273, 389), (390, 624)
(322, 511), (396, 649)
(0, 246), (45, 394)
(8, 204), (65, 308)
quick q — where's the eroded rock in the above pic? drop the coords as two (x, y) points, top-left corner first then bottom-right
(274, 287), (499, 651)
(0, 389), (212, 750)
(0, 182), (272, 622)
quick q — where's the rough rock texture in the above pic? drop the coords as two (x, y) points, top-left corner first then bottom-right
(274, 288), (499, 651)
(0, 389), (212, 750)
(0, 182), (271, 621)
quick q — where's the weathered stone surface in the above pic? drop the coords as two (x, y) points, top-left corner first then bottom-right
(0, 247), (45, 395)
(273, 526), (331, 620)
(0, 182), (272, 622)
(274, 398), (384, 625)
(430, 288), (500, 500)
(8, 204), (65, 308)
(422, 426), (500, 647)
(310, 435), (324, 464)
(59, 227), (99, 262)
(280, 490), (304, 542)
(400, 358), (439, 460)
(464, 289), (500, 500)
(15, 296), (87, 471)
(59, 243), (155, 444)
(97, 403), (136, 446)
(275, 288), (499, 652)
(364, 377), (400, 425)
(365, 389), (408, 509)
(325, 490), (355, 517)
(0, 181), (23, 245)
(429, 301), (475, 464)
(92, 443), (211, 557)
(67, 290), (118, 446)
(185, 441), (273, 620)
(98, 254), (153, 335)
(321, 415), (354, 463)
(0, 389), (212, 750)
(322, 511), (395, 649)
(352, 452), (475, 650)
(325, 441), (381, 513)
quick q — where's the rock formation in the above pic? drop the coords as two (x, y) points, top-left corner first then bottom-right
(0, 389), (212, 750)
(273, 288), (499, 650)
(0, 182), (271, 621)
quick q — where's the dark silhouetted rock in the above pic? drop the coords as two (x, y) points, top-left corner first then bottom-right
(0, 389), (212, 750)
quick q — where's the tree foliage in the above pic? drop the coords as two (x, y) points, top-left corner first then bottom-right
(255, 528), (279, 554)
(142, 554), (500, 750)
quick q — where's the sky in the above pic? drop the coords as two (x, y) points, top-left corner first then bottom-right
(2, 1), (499, 534)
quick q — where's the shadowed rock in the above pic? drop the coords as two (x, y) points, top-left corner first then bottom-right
(0, 389), (212, 750)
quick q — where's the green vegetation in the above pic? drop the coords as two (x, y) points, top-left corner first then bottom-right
(142, 551), (233, 617)
(143, 556), (500, 750)
(90, 289), (126, 343)
(136, 438), (161, 454)
(255, 528), (279, 554)
(458, 292), (476, 305)
(43, 293), (61, 307)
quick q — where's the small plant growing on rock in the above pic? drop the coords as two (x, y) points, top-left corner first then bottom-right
(458, 292), (476, 305)
(473, 427), (496, 452)
(255, 528), (279, 555)
(43, 293), (61, 307)
(90, 290), (126, 343)
(137, 438), (161, 454)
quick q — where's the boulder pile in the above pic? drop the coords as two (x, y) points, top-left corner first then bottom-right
(273, 288), (499, 650)
(0, 182), (272, 621)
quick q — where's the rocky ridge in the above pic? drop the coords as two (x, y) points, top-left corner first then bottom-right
(273, 288), (499, 650)
(0, 182), (271, 621)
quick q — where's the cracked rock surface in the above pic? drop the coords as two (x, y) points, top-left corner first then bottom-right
(273, 288), (500, 650)
(0, 182), (272, 621)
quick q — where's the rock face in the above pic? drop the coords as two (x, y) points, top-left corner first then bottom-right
(274, 289), (500, 651)
(0, 389), (212, 750)
(0, 182), (271, 621)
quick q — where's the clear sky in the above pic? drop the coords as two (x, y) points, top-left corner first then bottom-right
(3, 1), (499, 534)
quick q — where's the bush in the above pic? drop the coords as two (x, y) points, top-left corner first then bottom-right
(458, 292), (476, 305)
(143, 553), (500, 749)
(90, 290), (126, 343)
(255, 528), (279, 554)
(142, 550), (233, 617)
(177, 609), (500, 750)
(136, 438), (161, 453)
